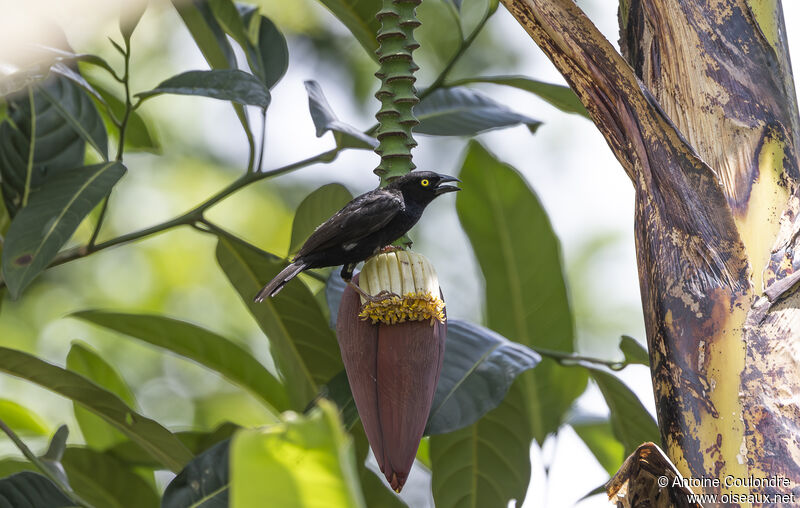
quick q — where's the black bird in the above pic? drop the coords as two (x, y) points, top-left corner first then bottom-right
(254, 171), (460, 301)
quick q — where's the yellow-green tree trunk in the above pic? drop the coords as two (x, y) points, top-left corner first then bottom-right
(502, 0), (800, 500)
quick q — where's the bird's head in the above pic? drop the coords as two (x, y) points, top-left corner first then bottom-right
(388, 171), (461, 204)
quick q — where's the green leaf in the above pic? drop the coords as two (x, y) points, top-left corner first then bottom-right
(290, 183), (353, 254)
(66, 342), (136, 450)
(72, 311), (288, 414)
(253, 16), (289, 90)
(0, 472), (73, 508)
(169, 0), (253, 156)
(87, 79), (159, 153)
(61, 448), (159, 508)
(304, 80), (377, 150)
(170, 0), (236, 69)
(416, 87), (542, 135)
(0, 347), (193, 472)
(39, 426), (69, 487)
(570, 418), (625, 475)
(315, 0), (380, 59)
(426, 320), (541, 435)
(619, 335), (649, 367)
(137, 70), (270, 108)
(208, 0), (252, 49)
(416, 0), (462, 71)
(108, 423), (238, 469)
(215, 236), (343, 409)
(35, 76), (108, 161)
(2, 162), (125, 298)
(0, 460), (34, 478)
(0, 77), (89, 216)
(456, 141), (587, 443)
(587, 367), (660, 455)
(316, 370), (359, 431)
(2, 162), (126, 298)
(162, 439), (230, 508)
(458, 0), (496, 35)
(453, 75), (590, 118)
(0, 400), (49, 437)
(430, 382), (531, 508)
(230, 401), (366, 508)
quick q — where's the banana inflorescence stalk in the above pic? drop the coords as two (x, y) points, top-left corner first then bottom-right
(374, 0), (422, 185)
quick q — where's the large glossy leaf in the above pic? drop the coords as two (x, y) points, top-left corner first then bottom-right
(456, 140), (587, 443)
(416, 87), (542, 135)
(230, 401), (365, 508)
(2, 161), (126, 298)
(0, 76), (88, 216)
(66, 342), (136, 450)
(0, 347), (193, 472)
(0, 472), (73, 508)
(72, 310), (288, 414)
(36, 77), (108, 160)
(87, 78), (159, 153)
(162, 439), (230, 508)
(0, 400), (49, 437)
(208, 0), (250, 50)
(170, 0), (236, 69)
(430, 383), (531, 508)
(453, 76), (590, 118)
(587, 366), (660, 455)
(316, 0), (380, 59)
(290, 183), (353, 254)
(0, 460), (34, 478)
(61, 448), (159, 508)
(108, 423), (237, 469)
(136, 70), (270, 108)
(426, 320), (540, 435)
(215, 236), (342, 409)
(304, 81), (377, 150)
(570, 417), (625, 475)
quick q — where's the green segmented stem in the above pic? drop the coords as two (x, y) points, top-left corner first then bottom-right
(374, 0), (421, 185)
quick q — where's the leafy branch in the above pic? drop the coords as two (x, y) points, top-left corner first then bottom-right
(89, 37), (134, 250)
(44, 148), (340, 270)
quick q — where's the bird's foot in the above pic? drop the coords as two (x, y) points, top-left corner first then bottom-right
(347, 281), (400, 303)
(379, 245), (403, 253)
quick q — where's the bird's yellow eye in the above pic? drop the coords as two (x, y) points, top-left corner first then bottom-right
(421, 179), (430, 187)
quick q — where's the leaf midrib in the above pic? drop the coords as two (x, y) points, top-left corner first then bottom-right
(16, 162), (116, 286)
(220, 239), (317, 399)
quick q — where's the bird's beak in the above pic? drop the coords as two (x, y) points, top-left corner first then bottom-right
(434, 175), (461, 195)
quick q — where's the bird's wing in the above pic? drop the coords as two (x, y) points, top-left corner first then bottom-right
(296, 189), (404, 257)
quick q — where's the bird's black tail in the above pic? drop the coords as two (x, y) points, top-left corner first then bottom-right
(254, 261), (308, 302)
